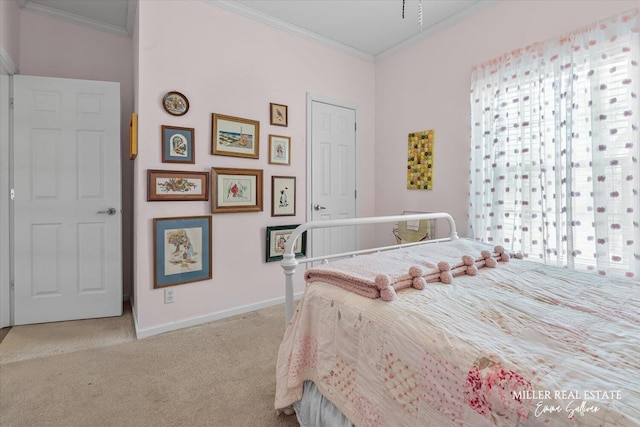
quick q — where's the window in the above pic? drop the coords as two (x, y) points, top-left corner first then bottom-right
(469, 10), (640, 279)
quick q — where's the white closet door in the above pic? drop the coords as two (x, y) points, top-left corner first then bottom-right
(310, 100), (357, 258)
(13, 75), (122, 325)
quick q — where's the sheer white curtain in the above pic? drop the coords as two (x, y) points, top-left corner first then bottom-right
(469, 10), (640, 280)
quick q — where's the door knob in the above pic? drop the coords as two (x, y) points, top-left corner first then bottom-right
(314, 204), (326, 211)
(97, 208), (117, 215)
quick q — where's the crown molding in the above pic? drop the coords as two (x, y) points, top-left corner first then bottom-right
(125, 0), (137, 38)
(19, 0), (136, 38)
(0, 45), (18, 75)
(209, 0), (375, 63)
(375, 0), (500, 61)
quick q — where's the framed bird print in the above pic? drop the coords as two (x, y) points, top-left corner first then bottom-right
(270, 103), (288, 127)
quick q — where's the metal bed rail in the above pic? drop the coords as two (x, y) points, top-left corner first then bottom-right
(281, 212), (459, 323)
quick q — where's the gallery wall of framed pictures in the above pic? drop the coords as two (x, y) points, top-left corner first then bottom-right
(146, 91), (304, 287)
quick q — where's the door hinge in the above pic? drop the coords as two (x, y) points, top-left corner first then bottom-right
(10, 280), (15, 291)
(10, 188), (15, 200)
(9, 98), (14, 109)
(355, 189), (357, 199)
(354, 122), (357, 131)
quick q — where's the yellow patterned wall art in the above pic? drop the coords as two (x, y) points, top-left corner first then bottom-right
(407, 130), (434, 190)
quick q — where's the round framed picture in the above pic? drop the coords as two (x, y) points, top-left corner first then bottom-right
(162, 91), (190, 116)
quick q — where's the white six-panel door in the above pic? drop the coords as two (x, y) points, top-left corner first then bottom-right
(13, 75), (122, 325)
(310, 99), (357, 258)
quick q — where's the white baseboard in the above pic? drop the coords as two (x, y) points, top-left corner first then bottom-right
(133, 292), (304, 339)
(130, 298), (140, 339)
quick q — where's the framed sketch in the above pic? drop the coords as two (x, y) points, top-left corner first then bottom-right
(162, 125), (195, 164)
(211, 167), (263, 213)
(211, 113), (260, 159)
(271, 176), (295, 217)
(129, 112), (138, 160)
(268, 134), (291, 165)
(162, 91), (189, 116)
(147, 170), (209, 201)
(270, 103), (288, 127)
(153, 216), (212, 288)
(266, 224), (307, 262)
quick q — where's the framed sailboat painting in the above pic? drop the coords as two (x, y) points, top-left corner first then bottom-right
(211, 113), (260, 159)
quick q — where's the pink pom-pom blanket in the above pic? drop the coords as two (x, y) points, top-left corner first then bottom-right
(304, 238), (509, 300)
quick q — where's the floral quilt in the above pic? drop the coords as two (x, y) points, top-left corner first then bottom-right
(275, 239), (640, 426)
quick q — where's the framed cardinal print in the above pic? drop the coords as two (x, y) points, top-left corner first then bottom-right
(210, 167), (263, 214)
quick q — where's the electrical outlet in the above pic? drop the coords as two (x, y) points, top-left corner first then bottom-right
(164, 288), (176, 304)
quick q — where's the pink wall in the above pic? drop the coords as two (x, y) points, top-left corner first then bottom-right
(134, 1), (376, 332)
(374, 0), (639, 245)
(19, 10), (135, 297)
(0, 0), (21, 70)
(14, 0), (634, 334)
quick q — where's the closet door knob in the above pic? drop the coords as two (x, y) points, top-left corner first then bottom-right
(97, 208), (117, 215)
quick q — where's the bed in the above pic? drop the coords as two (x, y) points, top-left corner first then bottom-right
(275, 213), (639, 427)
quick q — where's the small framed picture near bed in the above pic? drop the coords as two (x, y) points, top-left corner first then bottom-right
(211, 113), (260, 159)
(211, 167), (263, 213)
(265, 224), (306, 262)
(268, 134), (291, 165)
(162, 125), (195, 164)
(271, 176), (295, 217)
(147, 169), (209, 201)
(153, 215), (212, 288)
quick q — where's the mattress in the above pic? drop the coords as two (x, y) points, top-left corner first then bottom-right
(275, 239), (640, 426)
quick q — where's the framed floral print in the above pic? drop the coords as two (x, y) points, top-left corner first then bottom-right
(265, 224), (307, 262)
(211, 167), (263, 213)
(271, 176), (295, 217)
(162, 91), (189, 116)
(147, 170), (209, 201)
(153, 215), (212, 288)
(268, 134), (291, 165)
(162, 125), (195, 164)
(211, 113), (260, 159)
(270, 103), (288, 127)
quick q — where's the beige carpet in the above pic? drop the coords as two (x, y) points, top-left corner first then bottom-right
(0, 303), (300, 427)
(0, 305), (136, 364)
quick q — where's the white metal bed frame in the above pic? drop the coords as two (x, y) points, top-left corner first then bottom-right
(280, 212), (459, 323)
